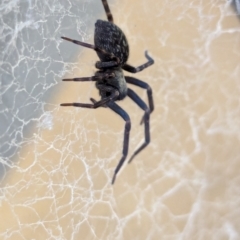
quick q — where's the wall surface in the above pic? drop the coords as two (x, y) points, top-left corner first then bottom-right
(1, 0), (240, 239)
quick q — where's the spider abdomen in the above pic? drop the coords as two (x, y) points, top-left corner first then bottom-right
(94, 20), (129, 65)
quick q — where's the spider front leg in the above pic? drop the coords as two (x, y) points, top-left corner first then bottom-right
(123, 51), (154, 73)
(62, 72), (115, 82)
(61, 87), (119, 109)
(90, 97), (107, 108)
(126, 76), (154, 124)
(106, 101), (131, 184)
(127, 88), (150, 164)
(62, 76), (97, 82)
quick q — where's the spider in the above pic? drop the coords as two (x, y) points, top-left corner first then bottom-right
(61, 0), (154, 184)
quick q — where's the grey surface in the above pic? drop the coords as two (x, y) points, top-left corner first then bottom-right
(0, 0), (110, 179)
(232, 0), (240, 14)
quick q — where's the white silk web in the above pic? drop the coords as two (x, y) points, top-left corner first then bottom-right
(1, 0), (240, 239)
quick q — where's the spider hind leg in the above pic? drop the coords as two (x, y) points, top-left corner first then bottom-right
(101, 0), (114, 23)
(61, 37), (120, 66)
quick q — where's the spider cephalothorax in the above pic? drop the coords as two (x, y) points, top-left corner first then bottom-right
(61, 0), (154, 184)
(95, 68), (127, 100)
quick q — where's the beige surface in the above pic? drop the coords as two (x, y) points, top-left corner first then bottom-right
(1, 0), (240, 239)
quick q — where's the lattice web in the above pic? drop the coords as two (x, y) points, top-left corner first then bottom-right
(1, 0), (240, 239)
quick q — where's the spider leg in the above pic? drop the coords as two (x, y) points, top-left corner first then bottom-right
(90, 98), (97, 104)
(126, 76), (154, 124)
(101, 0), (114, 23)
(95, 61), (119, 69)
(61, 88), (119, 109)
(61, 37), (120, 64)
(127, 88), (150, 164)
(62, 72), (115, 82)
(106, 101), (131, 184)
(123, 51), (154, 73)
(90, 97), (107, 107)
(62, 76), (98, 82)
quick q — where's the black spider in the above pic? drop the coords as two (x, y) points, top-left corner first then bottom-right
(61, 0), (154, 184)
